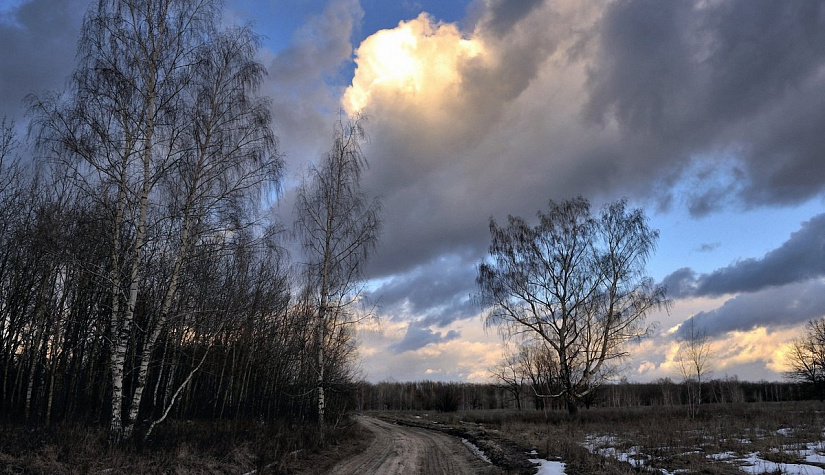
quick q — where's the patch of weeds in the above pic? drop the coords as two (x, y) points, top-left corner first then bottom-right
(758, 448), (802, 465)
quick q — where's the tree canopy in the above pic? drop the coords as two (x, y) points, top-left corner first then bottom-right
(477, 197), (667, 413)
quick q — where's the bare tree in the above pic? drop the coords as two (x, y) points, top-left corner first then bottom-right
(124, 23), (280, 440)
(27, 0), (284, 441)
(676, 319), (712, 418)
(478, 197), (666, 414)
(490, 343), (525, 410)
(294, 116), (381, 435)
(787, 317), (825, 398)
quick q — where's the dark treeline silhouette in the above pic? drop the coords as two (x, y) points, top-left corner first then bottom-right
(0, 159), (356, 414)
(353, 378), (814, 413)
(0, 0), (369, 443)
(0, 126), (361, 437)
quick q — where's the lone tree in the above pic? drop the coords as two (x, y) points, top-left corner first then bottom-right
(676, 319), (712, 418)
(295, 116), (381, 435)
(477, 197), (667, 414)
(787, 317), (825, 398)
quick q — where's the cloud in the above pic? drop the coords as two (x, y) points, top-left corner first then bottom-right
(389, 320), (460, 353)
(336, 0), (825, 338)
(677, 279), (825, 339)
(344, 0), (825, 287)
(258, 0), (364, 179)
(630, 324), (803, 382)
(0, 0), (87, 127)
(586, 0), (825, 213)
(366, 254), (477, 327)
(357, 317), (502, 381)
(695, 242), (720, 253)
(661, 267), (699, 299)
(343, 12), (486, 132)
(346, 1), (601, 280)
(664, 213), (825, 298)
(482, 0), (544, 37)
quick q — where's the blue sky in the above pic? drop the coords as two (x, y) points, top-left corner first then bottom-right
(2, 0), (824, 383)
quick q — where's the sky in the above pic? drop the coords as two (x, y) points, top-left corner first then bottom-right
(2, 0), (825, 384)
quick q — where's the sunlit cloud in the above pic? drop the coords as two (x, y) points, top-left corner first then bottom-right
(356, 313), (502, 382)
(343, 12), (485, 114)
(631, 324), (806, 382)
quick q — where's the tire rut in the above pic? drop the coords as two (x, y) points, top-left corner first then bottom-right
(326, 415), (498, 475)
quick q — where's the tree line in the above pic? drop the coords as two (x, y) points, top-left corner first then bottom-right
(352, 378), (814, 413)
(0, 0), (378, 442)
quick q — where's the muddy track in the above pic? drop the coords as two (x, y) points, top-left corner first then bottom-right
(326, 415), (500, 475)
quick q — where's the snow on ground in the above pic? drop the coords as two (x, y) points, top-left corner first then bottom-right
(460, 438), (491, 464)
(529, 458), (566, 475)
(583, 431), (825, 474)
(738, 452), (825, 475)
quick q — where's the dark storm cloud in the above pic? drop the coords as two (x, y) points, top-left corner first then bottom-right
(661, 267), (698, 299)
(346, 0), (825, 340)
(587, 0), (825, 214)
(389, 320), (460, 353)
(484, 0), (544, 36)
(366, 256), (477, 327)
(676, 279), (825, 339)
(261, 0), (363, 172)
(0, 0), (86, 126)
(663, 213), (825, 298)
(359, 0), (825, 288)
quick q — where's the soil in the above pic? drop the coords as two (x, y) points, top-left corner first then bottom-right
(325, 415), (504, 475)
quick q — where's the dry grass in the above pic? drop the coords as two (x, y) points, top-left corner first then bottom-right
(0, 417), (370, 474)
(382, 401), (825, 475)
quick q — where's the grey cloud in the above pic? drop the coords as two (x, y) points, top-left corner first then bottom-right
(698, 213), (825, 296)
(360, 1), (572, 279)
(260, 0), (364, 176)
(676, 279), (825, 339)
(484, 0), (544, 37)
(368, 255), (477, 327)
(661, 267), (698, 299)
(696, 243), (720, 253)
(663, 213), (825, 298)
(0, 0), (86, 126)
(267, 0), (360, 86)
(586, 0), (825, 214)
(356, 0), (825, 336)
(389, 321), (460, 353)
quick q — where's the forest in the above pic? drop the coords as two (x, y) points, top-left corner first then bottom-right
(0, 0), (376, 446)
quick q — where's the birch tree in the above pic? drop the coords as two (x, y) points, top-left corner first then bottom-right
(676, 319), (711, 418)
(27, 0), (283, 441)
(478, 197), (667, 414)
(124, 23), (280, 440)
(294, 116), (381, 435)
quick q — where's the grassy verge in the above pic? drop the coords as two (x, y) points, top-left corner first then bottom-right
(0, 417), (371, 474)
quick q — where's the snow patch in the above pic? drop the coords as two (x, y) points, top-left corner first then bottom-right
(461, 438), (491, 464)
(738, 452), (825, 475)
(529, 458), (566, 475)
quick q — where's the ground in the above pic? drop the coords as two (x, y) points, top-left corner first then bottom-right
(325, 415), (503, 474)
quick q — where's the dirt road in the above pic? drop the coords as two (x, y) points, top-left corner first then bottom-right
(326, 415), (500, 475)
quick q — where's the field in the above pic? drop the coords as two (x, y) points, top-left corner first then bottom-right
(376, 401), (825, 474)
(2, 401), (824, 474)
